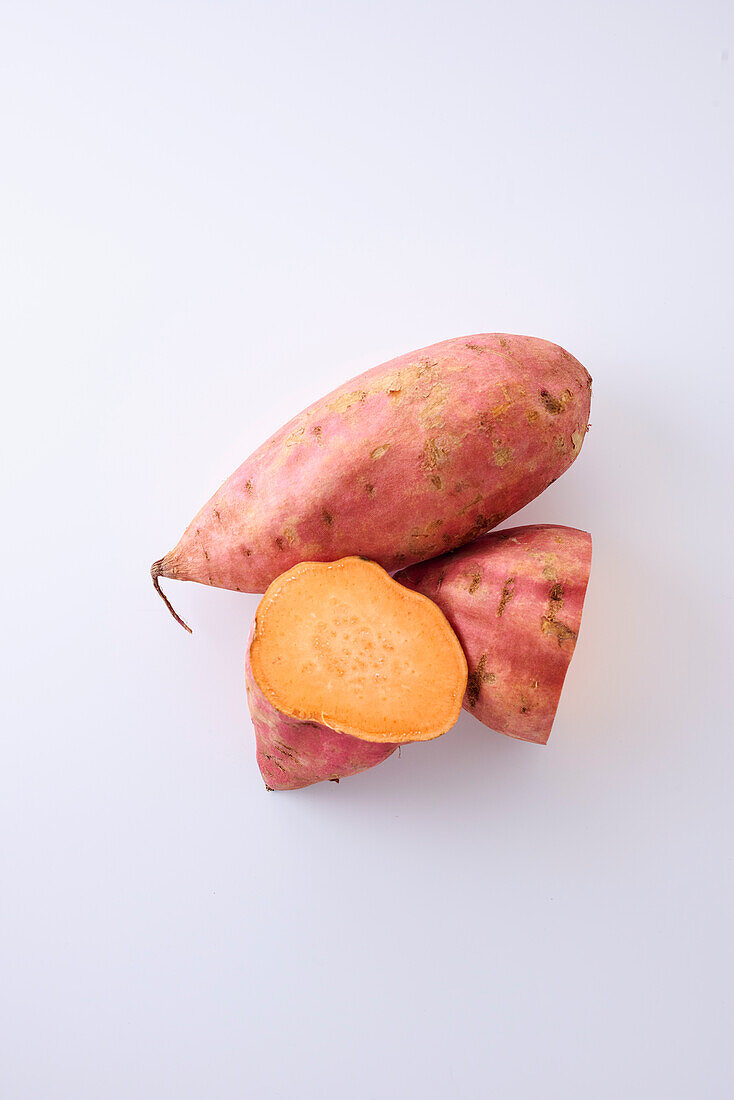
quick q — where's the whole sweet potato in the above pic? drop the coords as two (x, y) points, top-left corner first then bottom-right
(396, 525), (592, 744)
(153, 334), (591, 628)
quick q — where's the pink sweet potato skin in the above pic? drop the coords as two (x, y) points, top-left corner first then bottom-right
(157, 335), (591, 595)
(245, 643), (396, 791)
(395, 525), (591, 745)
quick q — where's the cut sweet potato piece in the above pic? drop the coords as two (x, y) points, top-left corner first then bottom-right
(396, 525), (592, 744)
(246, 635), (397, 791)
(249, 557), (468, 745)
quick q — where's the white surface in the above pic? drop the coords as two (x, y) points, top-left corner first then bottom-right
(2, 2), (733, 1097)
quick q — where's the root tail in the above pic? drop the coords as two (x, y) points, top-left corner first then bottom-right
(151, 558), (192, 633)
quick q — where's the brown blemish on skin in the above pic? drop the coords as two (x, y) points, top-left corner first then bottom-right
(262, 755), (287, 774)
(549, 582), (564, 604)
(284, 426), (306, 446)
(530, 679), (538, 689)
(467, 654), (488, 707)
(431, 474), (443, 490)
(240, 546), (253, 557)
(542, 618), (577, 644)
(321, 509), (334, 526)
(272, 740), (297, 760)
(459, 493), (483, 516)
(493, 442), (512, 467)
(526, 409), (539, 424)
(382, 358), (442, 406)
(455, 513), (495, 548)
(541, 581), (577, 645)
(244, 479), (253, 493)
(467, 520), (493, 544)
(342, 356), (454, 409)
(571, 429), (584, 452)
(364, 482), (376, 497)
(394, 552), (407, 565)
(491, 399), (512, 419)
(312, 425), (322, 440)
(497, 577), (516, 617)
(468, 567), (482, 594)
(422, 437), (450, 469)
(411, 519), (443, 542)
(542, 557), (558, 581)
(213, 508), (221, 522)
(330, 777), (340, 783)
(195, 528), (210, 564)
(539, 388), (572, 415)
(436, 568), (446, 593)
(420, 382), (450, 431)
(484, 671), (497, 684)
(465, 343), (487, 352)
(519, 694), (530, 714)
(275, 528), (296, 552)
(553, 435), (566, 452)
(328, 390), (367, 414)
(371, 443), (390, 460)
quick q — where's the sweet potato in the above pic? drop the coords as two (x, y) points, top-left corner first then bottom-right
(246, 645), (397, 791)
(395, 525), (592, 744)
(245, 557), (468, 788)
(153, 334), (591, 628)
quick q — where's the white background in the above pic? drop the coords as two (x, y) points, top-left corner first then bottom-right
(2, 2), (733, 1097)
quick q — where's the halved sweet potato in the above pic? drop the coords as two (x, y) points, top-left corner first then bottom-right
(246, 638), (397, 791)
(249, 557), (468, 751)
(396, 525), (592, 744)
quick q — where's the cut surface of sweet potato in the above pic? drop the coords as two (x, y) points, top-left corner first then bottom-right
(249, 557), (468, 744)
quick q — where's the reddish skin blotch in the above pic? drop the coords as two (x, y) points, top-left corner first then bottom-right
(395, 525), (592, 745)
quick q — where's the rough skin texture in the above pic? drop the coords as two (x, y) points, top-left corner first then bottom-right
(245, 634), (396, 791)
(155, 334), (591, 596)
(395, 525), (592, 745)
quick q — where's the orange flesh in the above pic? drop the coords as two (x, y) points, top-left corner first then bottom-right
(249, 557), (468, 743)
